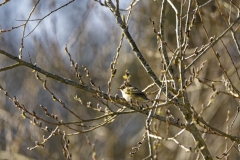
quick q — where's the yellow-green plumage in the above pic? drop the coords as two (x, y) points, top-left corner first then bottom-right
(119, 83), (149, 102)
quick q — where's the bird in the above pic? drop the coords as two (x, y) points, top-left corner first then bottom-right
(118, 83), (149, 102)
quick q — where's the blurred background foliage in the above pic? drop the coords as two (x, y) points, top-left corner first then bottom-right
(0, 0), (240, 159)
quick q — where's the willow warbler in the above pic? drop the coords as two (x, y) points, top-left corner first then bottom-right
(118, 83), (149, 102)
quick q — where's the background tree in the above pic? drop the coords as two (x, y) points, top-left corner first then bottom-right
(0, 0), (240, 159)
